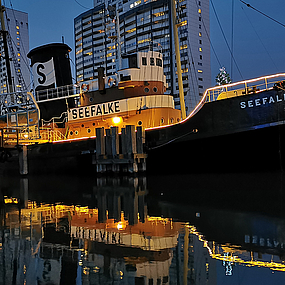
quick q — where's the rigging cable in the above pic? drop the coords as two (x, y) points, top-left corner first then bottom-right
(239, 0), (285, 28)
(74, 0), (90, 10)
(210, 0), (243, 80)
(193, 0), (222, 70)
(240, 6), (279, 72)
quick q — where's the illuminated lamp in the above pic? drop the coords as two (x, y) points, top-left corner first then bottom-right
(112, 116), (122, 124)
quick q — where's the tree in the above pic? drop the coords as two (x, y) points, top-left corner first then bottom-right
(215, 67), (232, 86)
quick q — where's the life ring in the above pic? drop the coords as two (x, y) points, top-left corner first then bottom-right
(81, 83), (89, 92)
(107, 76), (116, 87)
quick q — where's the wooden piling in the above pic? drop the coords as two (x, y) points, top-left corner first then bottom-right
(93, 125), (147, 174)
(19, 145), (28, 175)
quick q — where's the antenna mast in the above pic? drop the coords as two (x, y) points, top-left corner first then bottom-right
(171, 0), (186, 120)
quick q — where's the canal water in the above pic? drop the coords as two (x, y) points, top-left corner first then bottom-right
(1, 171), (285, 284)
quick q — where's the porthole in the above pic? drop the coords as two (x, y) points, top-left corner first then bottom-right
(81, 124), (84, 127)
(138, 120), (143, 126)
(144, 87), (149, 93)
(170, 117), (174, 124)
(92, 122), (96, 126)
(161, 117), (165, 124)
(75, 130), (79, 135)
(87, 128), (91, 133)
(70, 131), (73, 136)
(89, 97), (93, 102)
(153, 87), (158, 93)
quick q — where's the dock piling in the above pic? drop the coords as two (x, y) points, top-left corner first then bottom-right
(94, 125), (147, 174)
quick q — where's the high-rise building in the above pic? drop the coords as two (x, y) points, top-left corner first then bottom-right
(74, 0), (210, 113)
(0, 7), (30, 94)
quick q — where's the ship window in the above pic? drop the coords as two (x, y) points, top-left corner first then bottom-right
(128, 54), (137, 68)
(142, 57), (147, 65)
(138, 120), (142, 126)
(150, 57), (155, 66)
(156, 58), (162, 67)
(144, 87), (149, 93)
(153, 87), (158, 92)
(87, 128), (91, 133)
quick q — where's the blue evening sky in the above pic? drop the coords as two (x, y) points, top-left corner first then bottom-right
(5, 0), (285, 85)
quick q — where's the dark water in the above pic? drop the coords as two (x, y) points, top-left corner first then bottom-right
(1, 172), (285, 284)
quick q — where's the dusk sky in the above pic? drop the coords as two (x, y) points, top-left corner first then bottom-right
(5, 0), (285, 86)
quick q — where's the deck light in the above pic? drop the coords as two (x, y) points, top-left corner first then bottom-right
(112, 116), (122, 124)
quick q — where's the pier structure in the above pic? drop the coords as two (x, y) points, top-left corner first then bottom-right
(94, 125), (147, 174)
(0, 125), (147, 175)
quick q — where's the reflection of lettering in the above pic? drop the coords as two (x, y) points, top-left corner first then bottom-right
(75, 228), (121, 244)
(245, 234), (284, 248)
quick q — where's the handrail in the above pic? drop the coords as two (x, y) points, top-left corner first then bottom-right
(35, 84), (80, 103)
(205, 73), (285, 102)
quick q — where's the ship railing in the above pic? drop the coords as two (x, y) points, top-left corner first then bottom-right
(35, 84), (80, 103)
(39, 128), (66, 142)
(205, 73), (285, 102)
(0, 127), (19, 148)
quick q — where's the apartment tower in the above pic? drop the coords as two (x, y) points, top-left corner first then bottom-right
(74, 0), (210, 113)
(0, 8), (29, 93)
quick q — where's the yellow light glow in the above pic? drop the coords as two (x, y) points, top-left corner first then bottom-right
(112, 117), (122, 124)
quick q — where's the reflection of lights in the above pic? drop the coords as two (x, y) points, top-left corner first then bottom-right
(187, 224), (285, 272)
(4, 196), (18, 204)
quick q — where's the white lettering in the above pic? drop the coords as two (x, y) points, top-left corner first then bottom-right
(255, 99), (261, 106)
(248, 100), (253, 107)
(240, 102), (246, 109)
(277, 95), (282, 102)
(269, 96), (275, 103)
(262, 97), (267, 104)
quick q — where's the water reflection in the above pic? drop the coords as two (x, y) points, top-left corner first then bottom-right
(1, 173), (285, 284)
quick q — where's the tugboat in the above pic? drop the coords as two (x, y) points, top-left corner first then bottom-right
(26, 43), (181, 140)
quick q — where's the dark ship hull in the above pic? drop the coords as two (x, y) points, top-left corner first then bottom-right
(146, 86), (285, 173)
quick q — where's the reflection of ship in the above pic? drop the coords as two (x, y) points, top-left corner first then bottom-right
(2, 174), (285, 283)
(0, 176), (182, 284)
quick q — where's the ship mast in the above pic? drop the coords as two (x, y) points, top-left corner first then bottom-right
(171, 0), (186, 120)
(0, 0), (14, 94)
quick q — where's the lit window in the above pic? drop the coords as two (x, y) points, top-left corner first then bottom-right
(199, 32), (202, 37)
(16, 26), (19, 30)
(180, 44), (187, 50)
(198, 70), (203, 73)
(198, 9), (202, 13)
(199, 47), (202, 52)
